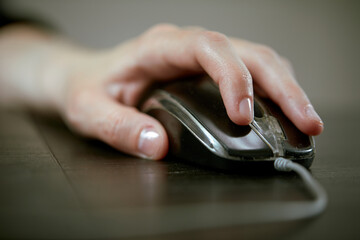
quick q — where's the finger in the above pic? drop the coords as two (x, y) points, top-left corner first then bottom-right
(280, 56), (296, 77)
(64, 88), (168, 160)
(195, 32), (254, 125)
(230, 39), (323, 135)
(253, 81), (268, 98)
(136, 25), (254, 125)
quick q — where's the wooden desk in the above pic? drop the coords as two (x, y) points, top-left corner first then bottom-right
(0, 108), (359, 239)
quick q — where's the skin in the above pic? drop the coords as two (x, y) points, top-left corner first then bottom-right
(0, 23), (323, 160)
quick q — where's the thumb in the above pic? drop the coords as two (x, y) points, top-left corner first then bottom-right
(65, 89), (168, 160)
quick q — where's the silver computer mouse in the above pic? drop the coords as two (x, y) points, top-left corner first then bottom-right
(140, 75), (315, 171)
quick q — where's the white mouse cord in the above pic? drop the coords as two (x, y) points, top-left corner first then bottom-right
(96, 158), (328, 237)
(171, 158), (329, 230)
(158, 158), (329, 230)
(274, 157), (328, 218)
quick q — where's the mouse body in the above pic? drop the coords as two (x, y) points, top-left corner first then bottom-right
(141, 75), (315, 171)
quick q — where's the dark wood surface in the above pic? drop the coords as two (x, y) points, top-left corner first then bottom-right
(0, 108), (359, 239)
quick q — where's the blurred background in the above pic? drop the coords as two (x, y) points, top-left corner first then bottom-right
(2, 0), (360, 115)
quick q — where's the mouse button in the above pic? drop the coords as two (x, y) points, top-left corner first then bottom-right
(282, 121), (312, 149)
(224, 130), (274, 159)
(162, 79), (273, 156)
(163, 79), (243, 136)
(256, 98), (312, 150)
(198, 115), (269, 151)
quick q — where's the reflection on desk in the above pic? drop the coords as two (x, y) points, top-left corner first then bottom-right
(0, 109), (359, 239)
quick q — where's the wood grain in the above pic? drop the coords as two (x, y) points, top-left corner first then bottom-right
(0, 109), (359, 239)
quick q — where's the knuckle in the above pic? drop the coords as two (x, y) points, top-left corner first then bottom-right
(255, 44), (278, 60)
(184, 25), (206, 32)
(278, 82), (303, 101)
(101, 110), (128, 145)
(196, 30), (230, 47)
(146, 23), (178, 35)
(286, 81), (303, 95)
(137, 23), (178, 50)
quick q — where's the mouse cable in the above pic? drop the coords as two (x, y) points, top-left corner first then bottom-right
(273, 157), (328, 218)
(136, 158), (329, 236)
(153, 158), (328, 233)
(58, 158), (328, 238)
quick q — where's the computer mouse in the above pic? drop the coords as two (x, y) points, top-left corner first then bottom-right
(140, 75), (315, 171)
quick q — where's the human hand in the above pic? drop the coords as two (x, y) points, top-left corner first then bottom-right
(52, 24), (323, 160)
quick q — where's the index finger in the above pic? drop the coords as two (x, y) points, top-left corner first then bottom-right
(134, 24), (254, 125)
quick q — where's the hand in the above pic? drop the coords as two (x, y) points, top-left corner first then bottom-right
(0, 24), (323, 160)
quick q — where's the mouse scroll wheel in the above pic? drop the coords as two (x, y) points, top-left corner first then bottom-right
(254, 100), (264, 118)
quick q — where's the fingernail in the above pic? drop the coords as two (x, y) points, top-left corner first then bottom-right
(239, 97), (253, 123)
(305, 104), (323, 125)
(138, 127), (161, 159)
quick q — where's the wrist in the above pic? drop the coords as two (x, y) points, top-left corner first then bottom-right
(40, 42), (97, 114)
